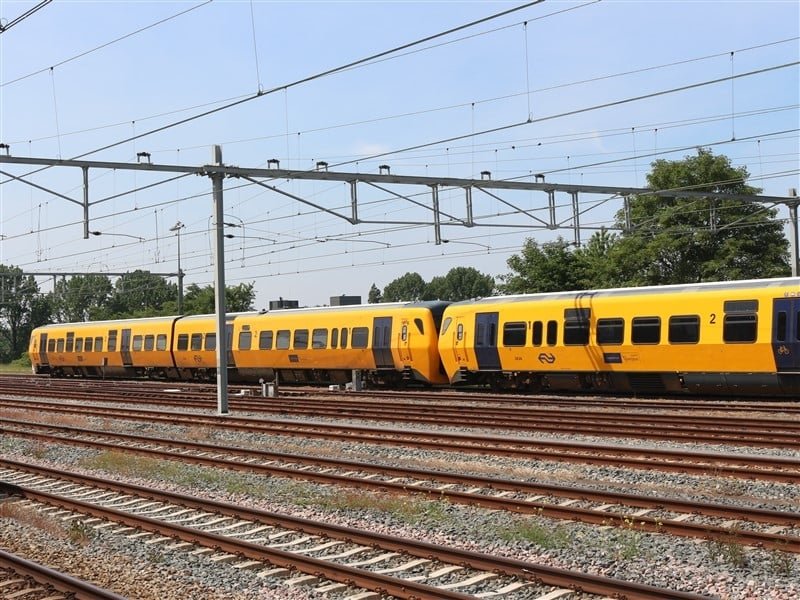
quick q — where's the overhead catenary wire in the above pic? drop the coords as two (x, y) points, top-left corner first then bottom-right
(0, 0), (52, 34)
(1, 0), (547, 185)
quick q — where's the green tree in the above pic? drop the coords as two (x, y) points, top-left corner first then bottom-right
(51, 274), (113, 322)
(574, 229), (621, 289)
(0, 265), (50, 360)
(382, 272), (427, 302)
(612, 148), (790, 285)
(425, 267), (494, 301)
(367, 283), (382, 303)
(499, 237), (583, 294)
(181, 282), (256, 315)
(101, 270), (177, 318)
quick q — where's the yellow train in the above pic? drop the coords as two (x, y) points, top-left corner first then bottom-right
(438, 277), (800, 396)
(29, 302), (450, 386)
(28, 278), (800, 397)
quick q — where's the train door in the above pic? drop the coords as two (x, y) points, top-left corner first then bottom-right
(38, 332), (49, 366)
(772, 298), (800, 372)
(121, 329), (133, 367)
(226, 323), (235, 367)
(372, 316), (394, 369)
(474, 312), (501, 370)
(398, 319), (412, 363)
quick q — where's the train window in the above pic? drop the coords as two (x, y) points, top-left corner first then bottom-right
(47, 339), (56, 352)
(95, 337), (103, 352)
(238, 331), (252, 351)
(108, 330), (117, 352)
(414, 318), (424, 335)
(66, 333), (75, 352)
(669, 315), (700, 344)
(312, 329), (328, 349)
(177, 334), (189, 351)
(724, 300), (758, 314)
(502, 322), (527, 347)
(133, 336), (143, 351)
(276, 330), (291, 350)
(331, 328), (339, 349)
(401, 324), (408, 342)
(204, 333), (216, 351)
(352, 327), (369, 348)
(546, 321), (558, 346)
(441, 317), (452, 335)
(56, 339), (64, 352)
(144, 335), (155, 351)
(156, 334), (167, 351)
(85, 337), (93, 352)
(259, 331), (273, 350)
(776, 312), (787, 342)
(341, 328), (349, 348)
(191, 333), (203, 351)
(596, 318), (624, 345)
(75, 338), (84, 352)
(532, 321), (543, 346)
(632, 317), (661, 344)
(723, 314), (757, 343)
(294, 329), (309, 350)
(563, 309), (590, 346)
(796, 311), (800, 341)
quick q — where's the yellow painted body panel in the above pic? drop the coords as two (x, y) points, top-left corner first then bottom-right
(30, 317), (176, 374)
(439, 279), (799, 381)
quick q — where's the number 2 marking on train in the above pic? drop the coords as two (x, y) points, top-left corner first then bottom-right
(709, 313), (716, 324)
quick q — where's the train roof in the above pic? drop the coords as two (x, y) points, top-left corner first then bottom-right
(33, 302), (452, 330)
(450, 277), (800, 306)
(245, 300), (450, 316)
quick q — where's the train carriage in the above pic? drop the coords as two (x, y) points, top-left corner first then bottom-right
(232, 301), (449, 386)
(438, 278), (800, 397)
(30, 316), (178, 378)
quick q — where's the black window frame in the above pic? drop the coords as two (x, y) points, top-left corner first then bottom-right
(190, 333), (203, 351)
(85, 337), (93, 352)
(238, 331), (252, 350)
(75, 338), (84, 352)
(596, 318), (624, 345)
(546, 321), (558, 346)
(632, 316), (661, 345)
(156, 334), (167, 351)
(107, 330), (118, 352)
(177, 334), (189, 351)
(95, 337), (103, 352)
(204, 333), (216, 351)
(144, 335), (155, 351)
(293, 329), (309, 350)
(723, 314), (758, 343)
(312, 328), (328, 349)
(276, 330), (291, 350)
(258, 330), (273, 350)
(668, 315), (700, 344)
(351, 327), (369, 348)
(502, 321), (527, 347)
(132, 335), (143, 351)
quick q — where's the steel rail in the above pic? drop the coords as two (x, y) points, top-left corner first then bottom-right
(0, 548), (127, 600)
(1, 398), (798, 482)
(4, 382), (799, 447)
(3, 419), (798, 551)
(7, 374), (800, 413)
(0, 460), (712, 600)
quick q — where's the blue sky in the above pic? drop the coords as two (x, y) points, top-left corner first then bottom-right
(1, 0), (798, 308)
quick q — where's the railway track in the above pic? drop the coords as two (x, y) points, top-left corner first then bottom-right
(0, 459), (712, 600)
(2, 417), (798, 551)
(3, 378), (799, 448)
(5, 374), (800, 415)
(2, 397), (798, 483)
(0, 548), (126, 600)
